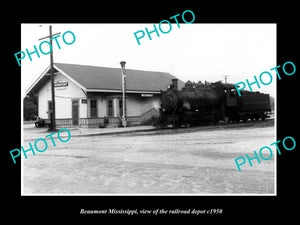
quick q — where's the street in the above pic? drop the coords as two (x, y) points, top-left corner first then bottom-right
(22, 119), (275, 195)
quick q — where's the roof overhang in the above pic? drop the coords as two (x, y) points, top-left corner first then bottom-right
(25, 64), (88, 96)
(25, 65), (52, 96)
(25, 64), (166, 97)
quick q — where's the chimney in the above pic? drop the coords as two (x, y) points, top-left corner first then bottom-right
(172, 79), (178, 90)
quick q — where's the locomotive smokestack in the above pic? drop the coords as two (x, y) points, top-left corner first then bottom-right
(172, 79), (178, 90)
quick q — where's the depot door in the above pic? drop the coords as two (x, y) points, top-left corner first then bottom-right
(72, 100), (79, 125)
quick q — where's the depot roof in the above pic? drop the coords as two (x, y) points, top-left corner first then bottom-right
(26, 63), (184, 95)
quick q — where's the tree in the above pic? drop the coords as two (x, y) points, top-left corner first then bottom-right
(23, 95), (38, 120)
(269, 96), (275, 112)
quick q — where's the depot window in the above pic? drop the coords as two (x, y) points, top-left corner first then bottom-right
(90, 100), (97, 118)
(107, 99), (114, 117)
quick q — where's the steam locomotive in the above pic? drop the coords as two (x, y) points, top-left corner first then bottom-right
(156, 79), (271, 127)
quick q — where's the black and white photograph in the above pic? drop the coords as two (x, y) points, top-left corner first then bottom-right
(21, 23), (276, 195)
(5, 5), (297, 220)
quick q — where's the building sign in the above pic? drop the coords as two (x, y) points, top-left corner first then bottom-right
(54, 81), (68, 87)
(141, 93), (153, 97)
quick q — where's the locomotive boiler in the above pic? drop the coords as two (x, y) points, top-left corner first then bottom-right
(156, 79), (271, 128)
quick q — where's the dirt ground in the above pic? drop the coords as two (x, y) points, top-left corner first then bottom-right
(22, 119), (275, 195)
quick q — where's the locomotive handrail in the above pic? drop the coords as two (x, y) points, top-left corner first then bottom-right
(139, 108), (160, 123)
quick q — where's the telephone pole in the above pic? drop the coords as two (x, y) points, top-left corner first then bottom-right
(39, 25), (60, 131)
(120, 61), (127, 127)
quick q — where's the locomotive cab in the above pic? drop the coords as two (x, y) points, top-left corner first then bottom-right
(225, 88), (238, 107)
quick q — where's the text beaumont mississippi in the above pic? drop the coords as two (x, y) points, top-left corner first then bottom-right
(80, 208), (138, 215)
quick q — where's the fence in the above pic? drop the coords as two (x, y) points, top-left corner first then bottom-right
(43, 108), (159, 128)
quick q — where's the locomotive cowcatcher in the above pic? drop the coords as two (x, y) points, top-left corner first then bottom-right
(156, 79), (271, 128)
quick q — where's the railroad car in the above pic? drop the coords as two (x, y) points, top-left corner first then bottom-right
(156, 79), (271, 127)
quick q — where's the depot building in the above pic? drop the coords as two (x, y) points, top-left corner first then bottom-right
(26, 63), (184, 127)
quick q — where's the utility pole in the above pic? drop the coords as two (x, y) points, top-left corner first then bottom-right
(224, 75), (229, 84)
(39, 25), (60, 131)
(120, 61), (127, 127)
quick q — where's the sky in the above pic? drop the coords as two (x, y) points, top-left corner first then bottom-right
(21, 23), (276, 98)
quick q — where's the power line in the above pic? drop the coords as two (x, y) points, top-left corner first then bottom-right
(224, 75), (229, 84)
